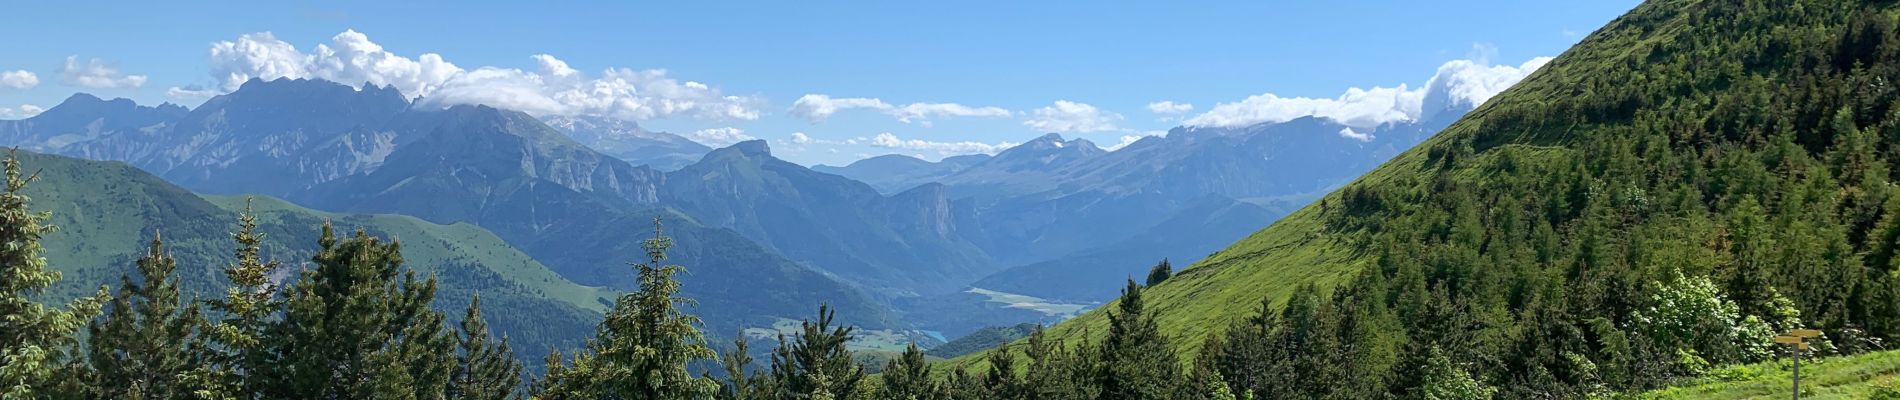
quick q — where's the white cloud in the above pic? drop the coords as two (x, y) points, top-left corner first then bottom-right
(0, 71), (38, 90)
(197, 30), (760, 121)
(689, 127), (755, 147)
(789, 95), (890, 123)
(59, 56), (147, 89)
(1146, 101), (1193, 114)
(868, 132), (1017, 156)
(1107, 130), (1169, 151)
(0, 104), (44, 119)
(1023, 100), (1123, 133)
(1337, 127), (1373, 142)
(1185, 55), (1551, 129)
(887, 102), (1010, 123)
(788, 94), (1009, 124)
(790, 132), (813, 145)
(166, 85), (220, 103)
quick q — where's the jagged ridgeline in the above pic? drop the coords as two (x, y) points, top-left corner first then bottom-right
(16, 150), (611, 363)
(954, 0), (1900, 397)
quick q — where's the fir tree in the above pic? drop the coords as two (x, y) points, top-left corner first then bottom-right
(257, 224), (455, 399)
(0, 151), (107, 399)
(85, 234), (209, 399)
(876, 343), (939, 400)
(1098, 279), (1179, 400)
(769, 305), (863, 399)
(535, 217), (718, 399)
(720, 333), (757, 400)
(449, 295), (522, 400)
(1144, 259), (1172, 287)
(981, 346), (1024, 399)
(203, 199), (283, 396)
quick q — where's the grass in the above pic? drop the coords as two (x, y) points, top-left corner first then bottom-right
(1639, 350), (1900, 399)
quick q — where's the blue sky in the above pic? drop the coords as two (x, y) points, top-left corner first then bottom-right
(0, 1), (1639, 166)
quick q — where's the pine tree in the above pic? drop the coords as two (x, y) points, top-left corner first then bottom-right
(769, 305), (863, 399)
(203, 199), (283, 396)
(877, 343), (939, 400)
(1098, 279), (1180, 400)
(0, 151), (108, 399)
(1144, 259), (1172, 287)
(85, 234), (209, 399)
(257, 224), (455, 399)
(449, 295), (522, 400)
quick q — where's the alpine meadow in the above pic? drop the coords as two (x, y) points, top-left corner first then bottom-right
(12, 0), (1900, 398)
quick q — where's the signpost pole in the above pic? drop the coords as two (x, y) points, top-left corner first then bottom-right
(1793, 345), (1800, 400)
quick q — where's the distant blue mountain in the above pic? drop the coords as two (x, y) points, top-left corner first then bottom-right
(812, 153), (989, 194)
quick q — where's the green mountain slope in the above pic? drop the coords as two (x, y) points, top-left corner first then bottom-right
(1641, 350), (1900, 399)
(20, 150), (611, 359)
(956, 0), (1900, 392)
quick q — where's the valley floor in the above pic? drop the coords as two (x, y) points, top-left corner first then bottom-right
(1641, 350), (1900, 399)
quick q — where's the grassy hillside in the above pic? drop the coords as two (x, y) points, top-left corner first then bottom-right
(952, 1), (1900, 396)
(1641, 350), (1900, 399)
(20, 151), (611, 360)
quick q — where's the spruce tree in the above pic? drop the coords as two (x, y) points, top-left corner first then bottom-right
(769, 305), (863, 399)
(449, 295), (522, 400)
(257, 224), (455, 399)
(591, 218), (719, 398)
(534, 218), (719, 399)
(720, 333), (756, 400)
(1098, 279), (1180, 400)
(1144, 259), (1172, 287)
(982, 346), (1025, 399)
(203, 199), (283, 396)
(876, 343), (939, 400)
(85, 234), (209, 399)
(0, 151), (107, 399)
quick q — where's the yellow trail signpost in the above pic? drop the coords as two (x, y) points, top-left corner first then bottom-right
(1777, 329), (1822, 400)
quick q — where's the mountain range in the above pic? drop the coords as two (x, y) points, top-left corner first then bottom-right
(0, 71), (1478, 341)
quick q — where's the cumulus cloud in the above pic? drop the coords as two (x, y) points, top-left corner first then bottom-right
(790, 132), (813, 145)
(689, 127), (755, 147)
(0, 104), (44, 119)
(166, 85), (220, 103)
(868, 132), (1017, 156)
(0, 71), (38, 90)
(192, 30), (761, 121)
(788, 94), (1009, 124)
(1185, 55), (1551, 129)
(1023, 100), (1123, 133)
(1337, 127), (1373, 142)
(1146, 101), (1193, 114)
(59, 56), (147, 89)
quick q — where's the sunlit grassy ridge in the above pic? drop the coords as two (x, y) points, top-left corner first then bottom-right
(1641, 350), (1900, 399)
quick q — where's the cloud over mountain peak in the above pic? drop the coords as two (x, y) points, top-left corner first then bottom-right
(1185, 55), (1550, 129)
(187, 30), (760, 121)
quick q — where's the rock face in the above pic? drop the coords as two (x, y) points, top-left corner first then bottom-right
(541, 115), (710, 171)
(0, 78), (908, 334)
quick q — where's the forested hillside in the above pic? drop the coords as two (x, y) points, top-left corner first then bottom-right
(945, 0), (1900, 397)
(12, 150), (612, 362)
